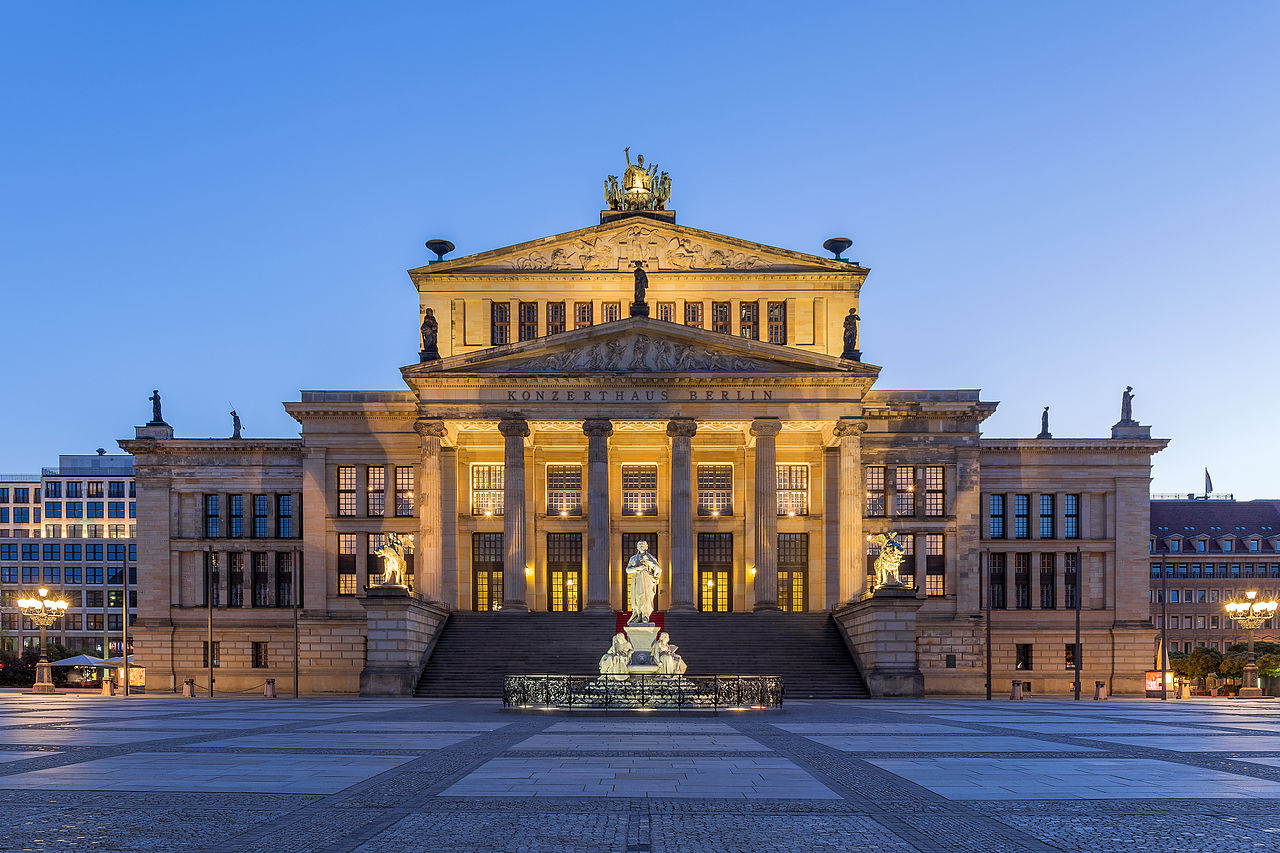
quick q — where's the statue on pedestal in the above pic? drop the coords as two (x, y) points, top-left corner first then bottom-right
(650, 632), (687, 676)
(1037, 406), (1051, 439)
(840, 308), (861, 361)
(230, 409), (242, 440)
(420, 308), (440, 362)
(371, 532), (410, 588)
(148, 389), (166, 425)
(869, 532), (907, 593)
(625, 540), (662, 624)
(1120, 385), (1136, 424)
(599, 632), (633, 677)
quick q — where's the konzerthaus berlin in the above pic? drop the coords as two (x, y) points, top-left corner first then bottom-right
(121, 161), (1166, 697)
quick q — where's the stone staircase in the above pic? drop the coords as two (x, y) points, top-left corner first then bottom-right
(414, 610), (868, 699)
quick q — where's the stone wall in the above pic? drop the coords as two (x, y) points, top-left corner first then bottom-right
(359, 589), (451, 695)
(833, 589), (924, 697)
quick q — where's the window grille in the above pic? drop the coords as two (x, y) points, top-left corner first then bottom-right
(622, 465), (657, 516)
(547, 464), (583, 516)
(471, 465), (505, 516)
(697, 465), (733, 516)
(776, 465), (809, 516)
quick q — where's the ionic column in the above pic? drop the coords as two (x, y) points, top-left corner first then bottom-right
(498, 418), (530, 613)
(583, 418), (613, 611)
(667, 418), (697, 611)
(414, 419), (447, 603)
(751, 418), (782, 611)
(835, 419), (868, 602)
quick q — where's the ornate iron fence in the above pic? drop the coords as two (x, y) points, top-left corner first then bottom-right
(502, 674), (784, 711)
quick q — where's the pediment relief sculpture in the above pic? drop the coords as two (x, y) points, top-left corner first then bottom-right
(506, 225), (772, 272)
(480, 333), (793, 374)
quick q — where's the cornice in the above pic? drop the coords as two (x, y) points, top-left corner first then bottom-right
(980, 438), (1170, 453)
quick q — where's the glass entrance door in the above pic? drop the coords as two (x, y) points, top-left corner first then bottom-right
(778, 533), (809, 612)
(547, 533), (582, 612)
(696, 532), (733, 612)
(472, 532), (504, 612)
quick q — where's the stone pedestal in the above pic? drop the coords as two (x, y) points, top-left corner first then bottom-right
(623, 624), (660, 672)
(833, 587), (925, 697)
(358, 587), (450, 696)
(32, 662), (56, 694)
(1239, 663), (1265, 698)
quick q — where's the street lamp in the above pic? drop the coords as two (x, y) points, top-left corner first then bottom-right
(17, 588), (69, 694)
(1225, 590), (1278, 699)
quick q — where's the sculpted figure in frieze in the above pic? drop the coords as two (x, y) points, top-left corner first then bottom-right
(501, 222), (785, 272)
(496, 332), (783, 374)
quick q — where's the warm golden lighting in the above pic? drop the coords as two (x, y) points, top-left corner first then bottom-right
(559, 510), (568, 517)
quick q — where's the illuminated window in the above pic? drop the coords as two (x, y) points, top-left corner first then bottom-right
(87, 482), (103, 498)
(777, 532), (809, 611)
(367, 466), (385, 517)
(367, 533), (386, 581)
(711, 301), (731, 334)
(491, 302), (511, 345)
(471, 465), (505, 516)
(697, 532), (733, 612)
(574, 301), (593, 329)
(864, 466), (885, 517)
(924, 467), (944, 517)
(697, 465), (733, 516)
(337, 467), (356, 517)
(684, 301), (703, 328)
(546, 301), (566, 335)
(546, 464), (582, 516)
(925, 534), (945, 596)
(776, 465), (809, 516)
(395, 467), (414, 517)
(471, 532), (504, 611)
(622, 465), (657, 516)
(895, 467), (915, 516)
(337, 533), (357, 595)
(767, 301), (787, 344)
(518, 301), (538, 341)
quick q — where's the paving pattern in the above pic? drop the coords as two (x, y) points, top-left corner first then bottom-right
(3, 692), (1280, 851)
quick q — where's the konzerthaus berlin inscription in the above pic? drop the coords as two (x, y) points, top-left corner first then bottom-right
(121, 155), (1166, 697)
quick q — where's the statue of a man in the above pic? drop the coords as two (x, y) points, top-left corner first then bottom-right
(420, 308), (440, 361)
(841, 308), (860, 359)
(1121, 386), (1135, 423)
(149, 389), (163, 424)
(599, 632), (632, 678)
(623, 147), (656, 194)
(632, 261), (648, 305)
(1040, 406), (1049, 437)
(625, 540), (662, 624)
(230, 410), (242, 440)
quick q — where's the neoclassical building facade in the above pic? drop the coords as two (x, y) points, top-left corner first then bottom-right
(122, 184), (1165, 696)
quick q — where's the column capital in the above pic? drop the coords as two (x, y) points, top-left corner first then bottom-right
(750, 417), (783, 438)
(413, 419), (447, 439)
(497, 418), (531, 439)
(666, 418), (697, 439)
(582, 418), (614, 438)
(834, 419), (868, 439)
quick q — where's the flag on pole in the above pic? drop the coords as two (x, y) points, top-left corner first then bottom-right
(1205, 468), (1213, 496)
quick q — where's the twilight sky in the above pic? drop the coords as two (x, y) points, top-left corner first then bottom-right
(2, 2), (1277, 497)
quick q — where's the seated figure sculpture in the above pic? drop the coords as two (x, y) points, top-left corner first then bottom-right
(599, 632), (633, 678)
(650, 631), (687, 676)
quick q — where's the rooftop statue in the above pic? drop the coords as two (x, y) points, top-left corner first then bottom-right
(625, 540), (662, 625)
(605, 148), (670, 212)
(840, 308), (861, 360)
(420, 307), (440, 361)
(1038, 406), (1051, 439)
(148, 389), (165, 425)
(1120, 385), (1136, 424)
(230, 409), (242, 440)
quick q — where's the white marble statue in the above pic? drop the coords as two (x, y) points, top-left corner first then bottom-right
(625, 540), (662, 624)
(599, 632), (633, 677)
(650, 631), (687, 676)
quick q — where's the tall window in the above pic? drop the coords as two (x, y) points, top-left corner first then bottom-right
(337, 467), (356, 517)
(66, 482), (81, 498)
(684, 301), (703, 328)
(1065, 494), (1080, 539)
(546, 301), (566, 335)
(518, 301), (538, 341)
(229, 495), (244, 538)
(1064, 551), (1079, 608)
(203, 495), (220, 538)
(252, 552), (270, 607)
(472, 532), (504, 611)
(697, 465), (733, 516)
(228, 552), (244, 607)
(739, 302), (759, 339)
(1014, 494), (1030, 539)
(767, 301), (787, 344)
(657, 302), (675, 323)
(368, 534), (386, 582)
(988, 494), (1006, 539)
(395, 467), (414, 517)
(601, 302), (621, 323)
(491, 302), (511, 345)
(204, 553), (220, 607)
(252, 495), (269, 538)
(367, 466), (385, 517)
(895, 467), (915, 516)
(711, 301), (731, 334)
(923, 466), (944, 516)
(546, 465), (582, 516)
(1040, 553), (1056, 609)
(277, 495), (293, 538)
(776, 465), (809, 516)
(252, 642), (269, 668)
(865, 466), (886, 516)
(203, 641), (221, 668)
(574, 301), (593, 329)
(925, 534), (945, 596)
(989, 552), (1007, 609)
(108, 481), (125, 498)
(276, 552), (295, 607)
(622, 465), (658, 516)
(337, 534), (357, 595)
(470, 465), (504, 516)
(1039, 494), (1055, 538)
(777, 533), (809, 611)
(1014, 553), (1031, 608)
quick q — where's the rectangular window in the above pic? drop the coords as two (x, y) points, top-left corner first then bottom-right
(65, 565), (81, 583)
(777, 532), (809, 612)
(865, 466), (885, 516)
(252, 495), (269, 538)
(925, 534), (945, 596)
(767, 301), (787, 344)
(1014, 494), (1030, 539)
(203, 641), (221, 668)
(367, 466), (385, 517)
(988, 494), (1006, 539)
(65, 544), (81, 561)
(277, 495), (294, 538)
(66, 482), (81, 498)
(14, 488), (29, 503)
(276, 552), (295, 607)
(1014, 553), (1031, 608)
(44, 482), (61, 499)
(711, 301), (731, 334)
(337, 467), (356, 516)
(107, 524), (126, 540)
(66, 502), (82, 519)
(87, 482), (103, 498)
(43, 566), (60, 583)
(601, 302), (621, 323)
(1016, 644), (1033, 671)
(1065, 644), (1082, 669)
(1039, 494), (1055, 538)
(228, 552), (244, 607)
(622, 465), (658, 516)
(470, 464), (505, 516)
(491, 301), (511, 345)
(1065, 494), (1080, 539)
(229, 495), (244, 538)
(1040, 553), (1056, 609)
(895, 467), (915, 516)
(696, 464), (733, 516)
(22, 566), (38, 583)
(394, 467), (414, 517)
(108, 482), (125, 498)
(684, 301), (703, 328)
(0, 487), (7, 502)
(367, 533), (385, 582)
(739, 302), (759, 339)
(518, 301), (538, 341)
(989, 552), (1007, 609)
(338, 533), (357, 595)
(204, 495), (220, 537)
(546, 464), (583, 516)
(1064, 551), (1079, 608)
(43, 543), (59, 560)
(697, 532), (733, 612)
(776, 465), (809, 516)
(546, 301), (566, 335)
(923, 467), (944, 517)
(86, 554), (102, 574)
(22, 543), (38, 560)
(106, 543), (125, 561)
(657, 302), (675, 323)
(45, 502), (61, 518)
(87, 502), (103, 519)
(252, 552), (270, 607)
(472, 532), (504, 611)
(574, 301), (593, 329)
(251, 642), (269, 668)
(0, 567), (14, 583)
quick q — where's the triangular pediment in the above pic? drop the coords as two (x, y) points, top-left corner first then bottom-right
(403, 317), (880, 378)
(410, 217), (865, 276)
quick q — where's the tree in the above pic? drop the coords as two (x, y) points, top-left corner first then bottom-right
(1257, 653), (1280, 680)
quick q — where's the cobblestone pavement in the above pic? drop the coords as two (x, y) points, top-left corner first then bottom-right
(3, 693), (1280, 851)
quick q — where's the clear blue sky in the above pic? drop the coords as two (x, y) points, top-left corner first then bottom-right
(2, 2), (1277, 497)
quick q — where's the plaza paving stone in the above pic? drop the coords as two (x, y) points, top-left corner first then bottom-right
(5, 693), (1280, 852)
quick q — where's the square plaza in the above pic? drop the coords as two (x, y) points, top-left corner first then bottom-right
(4, 695), (1280, 852)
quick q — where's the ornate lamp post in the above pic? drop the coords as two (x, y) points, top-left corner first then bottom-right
(1225, 590), (1277, 699)
(18, 588), (69, 694)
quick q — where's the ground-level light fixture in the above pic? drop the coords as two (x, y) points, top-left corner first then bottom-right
(17, 588), (69, 694)
(1225, 590), (1278, 698)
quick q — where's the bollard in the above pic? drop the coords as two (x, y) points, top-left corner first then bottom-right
(1093, 680), (1108, 701)
(1010, 680), (1023, 700)
(101, 680), (115, 696)
(182, 678), (195, 698)
(264, 679), (276, 699)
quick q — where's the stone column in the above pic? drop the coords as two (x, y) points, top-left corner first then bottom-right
(498, 418), (530, 613)
(751, 418), (782, 611)
(414, 419), (447, 603)
(667, 418), (697, 611)
(835, 419), (868, 602)
(583, 418), (613, 611)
